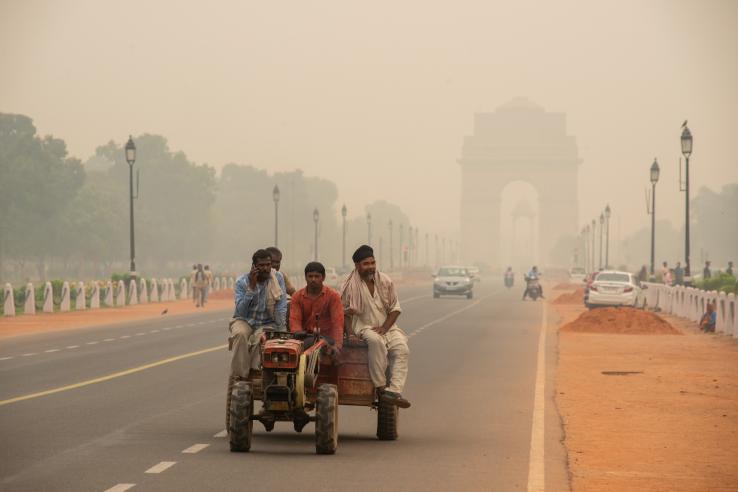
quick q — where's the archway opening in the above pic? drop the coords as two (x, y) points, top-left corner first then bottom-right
(499, 180), (539, 271)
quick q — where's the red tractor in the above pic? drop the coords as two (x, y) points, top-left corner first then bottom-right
(226, 329), (399, 454)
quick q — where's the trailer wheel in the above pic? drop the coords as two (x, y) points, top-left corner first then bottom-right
(315, 384), (338, 454)
(377, 399), (399, 440)
(229, 380), (254, 452)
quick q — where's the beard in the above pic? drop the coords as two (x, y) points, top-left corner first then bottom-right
(359, 268), (375, 279)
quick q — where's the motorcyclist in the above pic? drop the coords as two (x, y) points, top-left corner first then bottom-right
(522, 266), (544, 300)
(504, 266), (514, 287)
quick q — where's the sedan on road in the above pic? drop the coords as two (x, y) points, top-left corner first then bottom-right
(587, 270), (640, 308)
(433, 266), (474, 299)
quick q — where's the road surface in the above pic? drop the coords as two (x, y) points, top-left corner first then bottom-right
(0, 280), (568, 491)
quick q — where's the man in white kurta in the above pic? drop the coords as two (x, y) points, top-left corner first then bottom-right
(342, 245), (411, 408)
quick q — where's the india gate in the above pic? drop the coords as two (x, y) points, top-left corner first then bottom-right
(459, 98), (581, 267)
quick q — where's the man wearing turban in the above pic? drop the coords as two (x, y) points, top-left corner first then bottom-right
(340, 245), (411, 408)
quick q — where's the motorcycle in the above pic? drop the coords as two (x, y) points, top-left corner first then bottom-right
(523, 276), (542, 301)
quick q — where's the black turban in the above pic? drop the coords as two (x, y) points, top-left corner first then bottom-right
(352, 245), (374, 263)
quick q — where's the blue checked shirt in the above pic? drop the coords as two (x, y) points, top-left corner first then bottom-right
(233, 271), (287, 330)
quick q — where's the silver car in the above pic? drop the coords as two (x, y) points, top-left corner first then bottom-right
(433, 266), (474, 299)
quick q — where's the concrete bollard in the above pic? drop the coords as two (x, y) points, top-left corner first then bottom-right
(139, 278), (148, 304)
(128, 279), (138, 306)
(103, 281), (113, 306)
(43, 282), (53, 313)
(228, 277), (234, 289)
(180, 278), (188, 300)
(24, 283), (35, 315)
(213, 277), (221, 291)
(75, 282), (86, 310)
(60, 281), (71, 312)
(150, 279), (160, 303)
(89, 282), (100, 309)
(167, 278), (175, 301)
(115, 280), (125, 307)
(3, 283), (15, 316)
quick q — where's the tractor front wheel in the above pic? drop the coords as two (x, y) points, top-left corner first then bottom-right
(315, 384), (339, 454)
(229, 380), (254, 452)
(377, 399), (399, 440)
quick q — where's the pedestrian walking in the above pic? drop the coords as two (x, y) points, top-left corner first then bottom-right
(193, 264), (207, 307)
(703, 261), (712, 279)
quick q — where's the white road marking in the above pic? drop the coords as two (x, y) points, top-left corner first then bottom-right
(406, 295), (492, 339)
(163, 327), (172, 331)
(104, 484), (136, 492)
(103, 338), (116, 342)
(182, 443), (209, 454)
(66, 345), (79, 349)
(150, 329), (160, 333)
(145, 461), (176, 474)
(0, 356), (14, 361)
(22, 353), (38, 357)
(175, 325), (184, 328)
(135, 332), (145, 336)
(86, 341), (99, 345)
(527, 302), (547, 492)
(44, 349), (60, 353)
(402, 294), (428, 304)
(198, 321), (207, 325)
(214, 430), (227, 438)
(120, 335), (131, 339)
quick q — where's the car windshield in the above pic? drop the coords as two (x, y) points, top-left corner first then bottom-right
(596, 273), (630, 283)
(438, 267), (467, 277)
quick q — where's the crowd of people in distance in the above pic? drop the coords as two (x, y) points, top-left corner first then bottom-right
(190, 264), (214, 308)
(636, 260), (734, 286)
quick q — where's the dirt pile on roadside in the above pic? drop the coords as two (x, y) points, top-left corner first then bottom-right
(553, 288), (584, 305)
(560, 307), (681, 335)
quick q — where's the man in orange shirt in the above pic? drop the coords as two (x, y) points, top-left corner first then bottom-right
(289, 262), (344, 354)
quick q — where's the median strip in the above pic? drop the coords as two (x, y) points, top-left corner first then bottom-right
(0, 344), (227, 407)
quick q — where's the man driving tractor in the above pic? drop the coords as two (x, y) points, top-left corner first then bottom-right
(341, 245), (411, 409)
(289, 261), (344, 356)
(228, 249), (288, 380)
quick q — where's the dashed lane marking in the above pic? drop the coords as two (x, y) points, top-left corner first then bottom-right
(44, 349), (60, 353)
(86, 341), (99, 345)
(104, 484), (136, 492)
(135, 333), (145, 336)
(145, 461), (176, 474)
(0, 356), (14, 361)
(22, 353), (38, 357)
(103, 338), (116, 342)
(163, 327), (172, 331)
(527, 302), (547, 492)
(405, 294), (495, 339)
(66, 345), (79, 349)
(150, 329), (160, 333)
(214, 430), (227, 438)
(182, 443), (209, 454)
(120, 335), (131, 339)
(0, 344), (227, 407)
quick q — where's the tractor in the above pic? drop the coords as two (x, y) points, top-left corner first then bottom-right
(226, 329), (399, 454)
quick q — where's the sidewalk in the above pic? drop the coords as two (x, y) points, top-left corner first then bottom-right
(551, 286), (738, 491)
(0, 290), (234, 339)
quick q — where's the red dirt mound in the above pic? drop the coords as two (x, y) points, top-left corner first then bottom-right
(553, 288), (585, 304)
(560, 307), (681, 335)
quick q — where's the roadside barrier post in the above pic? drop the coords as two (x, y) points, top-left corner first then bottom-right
(213, 277), (221, 291)
(3, 283), (15, 316)
(24, 283), (35, 315)
(43, 282), (53, 313)
(115, 280), (125, 306)
(150, 279), (159, 303)
(90, 282), (100, 309)
(60, 281), (71, 312)
(180, 278), (188, 300)
(139, 278), (148, 304)
(128, 279), (138, 305)
(75, 282), (86, 310)
(103, 280), (113, 306)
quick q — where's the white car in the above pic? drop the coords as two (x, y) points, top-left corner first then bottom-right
(569, 267), (586, 283)
(434, 266), (474, 299)
(587, 270), (641, 308)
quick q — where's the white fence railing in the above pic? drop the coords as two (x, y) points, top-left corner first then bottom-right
(643, 282), (738, 338)
(2, 276), (236, 317)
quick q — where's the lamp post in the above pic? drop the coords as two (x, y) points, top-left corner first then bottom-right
(598, 213), (604, 269)
(582, 227), (588, 271)
(125, 136), (137, 277)
(367, 212), (372, 246)
(272, 185), (280, 247)
(388, 219), (394, 270)
(604, 204), (611, 269)
(341, 204), (347, 269)
(313, 208), (319, 261)
(681, 125), (693, 277)
(591, 219), (596, 272)
(649, 158), (660, 275)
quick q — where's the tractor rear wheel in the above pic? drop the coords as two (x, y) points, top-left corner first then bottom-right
(377, 399), (399, 440)
(315, 384), (338, 454)
(229, 380), (254, 452)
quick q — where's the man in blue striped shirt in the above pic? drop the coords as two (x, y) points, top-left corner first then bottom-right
(228, 249), (288, 379)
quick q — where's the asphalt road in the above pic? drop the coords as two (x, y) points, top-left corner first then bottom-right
(0, 279), (568, 491)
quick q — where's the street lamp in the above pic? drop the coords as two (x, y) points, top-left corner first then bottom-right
(313, 208), (319, 261)
(598, 213), (604, 269)
(341, 204), (347, 269)
(582, 227), (588, 271)
(649, 158), (660, 274)
(272, 184), (280, 247)
(125, 136), (137, 278)
(604, 204), (611, 268)
(681, 125), (693, 277)
(591, 219), (596, 272)
(367, 212), (372, 246)
(388, 219), (394, 270)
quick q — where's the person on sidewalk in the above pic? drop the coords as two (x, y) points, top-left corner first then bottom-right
(341, 245), (411, 409)
(699, 301), (717, 333)
(203, 265), (214, 304)
(703, 261), (712, 279)
(674, 262), (685, 285)
(289, 261), (344, 357)
(228, 249), (287, 380)
(192, 264), (207, 307)
(266, 246), (296, 296)
(727, 261), (734, 277)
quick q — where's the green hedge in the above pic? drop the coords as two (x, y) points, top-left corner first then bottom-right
(695, 272), (738, 295)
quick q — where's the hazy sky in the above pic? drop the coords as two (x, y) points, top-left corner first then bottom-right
(2, 0), (737, 242)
